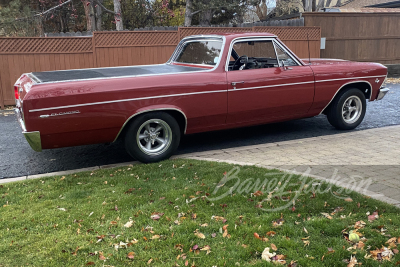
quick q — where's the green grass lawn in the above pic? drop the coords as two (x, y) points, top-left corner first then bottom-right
(0, 159), (399, 266)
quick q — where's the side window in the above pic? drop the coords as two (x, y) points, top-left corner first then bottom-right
(274, 45), (299, 67)
(229, 40), (279, 71)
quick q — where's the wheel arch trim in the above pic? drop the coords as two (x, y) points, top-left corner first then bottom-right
(319, 80), (372, 115)
(113, 107), (187, 142)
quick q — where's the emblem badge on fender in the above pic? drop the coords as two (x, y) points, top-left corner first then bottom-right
(40, 110), (80, 118)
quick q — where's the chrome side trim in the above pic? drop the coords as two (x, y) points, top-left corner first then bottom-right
(23, 131), (42, 152)
(315, 75), (386, 84)
(227, 80), (315, 92)
(29, 90), (227, 113)
(377, 87), (389, 100)
(113, 108), (188, 142)
(319, 80), (372, 115)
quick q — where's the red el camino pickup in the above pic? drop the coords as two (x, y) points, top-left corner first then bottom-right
(14, 32), (389, 163)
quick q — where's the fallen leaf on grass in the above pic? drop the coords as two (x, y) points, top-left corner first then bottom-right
(151, 213), (164, 221)
(200, 245), (211, 254)
(272, 214), (285, 227)
(347, 255), (358, 267)
(321, 212), (333, 219)
(254, 232), (268, 242)
(86, 262), (95, 265)
(344, 198), (353, 202)
(211, 215), (225, 221)
(99, 252), (106, 260)
(254, 190), (263, 196)
(127, 251), (135, 259)
(261, 247), (276, 262)
(357, 241), (365, 250)
(368, 211), (379, 222)
(194, 230), (205, 239)
(271, 243), (277, 251)
(354, 221), (366, 229)
(124, 219), (134, 228)
(327, 247), (335, 254)
(266, 231), (276, 236)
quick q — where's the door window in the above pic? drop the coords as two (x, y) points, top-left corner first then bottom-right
(228, 39), (299, 71)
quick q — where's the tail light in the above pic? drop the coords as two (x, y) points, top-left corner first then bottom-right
(14, 85), (20, 100)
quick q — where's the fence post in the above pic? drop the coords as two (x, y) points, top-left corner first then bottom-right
(177, 27), (181, 42)
(92, 33), (97, 68)
(0, 89), (4, 109)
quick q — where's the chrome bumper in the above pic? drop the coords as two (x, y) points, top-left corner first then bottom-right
(15, 108), (42, 152)
(377, 87), (389, 101)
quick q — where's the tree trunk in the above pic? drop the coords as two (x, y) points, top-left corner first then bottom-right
(326, 0), (332, 6)
(199, 9), (212, 26)
(305, 0), (312, 11)
(255, 0), (268, 21)
(95, 0), (103, 31)
(317, 0), (325, 9)
(83, 0), (95, 31)
(113, 0), (123, 31)
(184, 0), (193, 26)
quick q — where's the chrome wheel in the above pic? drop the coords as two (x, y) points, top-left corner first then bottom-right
(342, 96), (362, 124)
(136, 119), (172, 156)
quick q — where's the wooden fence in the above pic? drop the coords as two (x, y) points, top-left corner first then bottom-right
(0, 26), (321, 108)
(303, 12), (400, 64)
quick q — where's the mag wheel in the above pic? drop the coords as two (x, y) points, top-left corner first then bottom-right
(327, 88), (366, 130)
(124, 112), (181, 163)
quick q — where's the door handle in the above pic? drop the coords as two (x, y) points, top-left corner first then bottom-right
(231, 81), (244, 89)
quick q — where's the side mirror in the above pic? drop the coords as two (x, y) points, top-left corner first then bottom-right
(281, 60), (292, 71)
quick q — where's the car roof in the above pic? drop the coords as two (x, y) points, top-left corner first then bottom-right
(212, 32), (277, 37)
(184, 32), (277, 39)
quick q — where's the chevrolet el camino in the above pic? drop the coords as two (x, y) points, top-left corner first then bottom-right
(14, 32), (389, 163)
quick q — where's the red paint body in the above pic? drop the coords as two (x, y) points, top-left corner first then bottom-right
(15, 33), (387, 150)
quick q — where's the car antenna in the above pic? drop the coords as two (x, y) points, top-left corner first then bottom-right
(307, 33), (311, 65)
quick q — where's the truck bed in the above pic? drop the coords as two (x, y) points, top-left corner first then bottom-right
(31, 64), (204, 83)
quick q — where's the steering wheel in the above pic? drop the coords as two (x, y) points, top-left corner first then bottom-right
(233, 55), (248, 70)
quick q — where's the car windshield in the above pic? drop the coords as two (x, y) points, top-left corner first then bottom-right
(174, 39), (223, 67)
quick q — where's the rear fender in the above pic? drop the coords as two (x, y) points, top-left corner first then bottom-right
(113, 105), (187, 142)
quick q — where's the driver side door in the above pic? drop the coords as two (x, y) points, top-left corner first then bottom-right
(226, 38), (315, 125)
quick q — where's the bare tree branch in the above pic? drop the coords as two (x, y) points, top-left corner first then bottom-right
(93, 0), (116, 15)
(34, 0), (72, 17)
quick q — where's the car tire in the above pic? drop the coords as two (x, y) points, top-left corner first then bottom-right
(327, 88), (366, 130)
(124, 112), (181, 163)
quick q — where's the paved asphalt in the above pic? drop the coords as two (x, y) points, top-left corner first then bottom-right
(1, 83), (399, 179)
